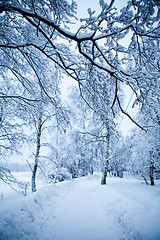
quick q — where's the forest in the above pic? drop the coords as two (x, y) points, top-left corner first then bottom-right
(0, 0), (160, 239)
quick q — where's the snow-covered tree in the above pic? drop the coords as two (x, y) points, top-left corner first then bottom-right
(0, 25), (70, 191)
(125, 119), (159, 185)
(0, 0), (159, 126)
(0, 0), (159, 189)
(52, 86), (97, 178)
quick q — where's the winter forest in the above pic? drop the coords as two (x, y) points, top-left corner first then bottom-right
(0, 0), (160, 239)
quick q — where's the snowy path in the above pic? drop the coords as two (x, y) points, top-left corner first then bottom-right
(0, 174), (160, 240)
(48, 178), (120, 240)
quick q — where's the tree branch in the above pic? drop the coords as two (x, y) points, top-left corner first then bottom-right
(116, 96), (147, 132)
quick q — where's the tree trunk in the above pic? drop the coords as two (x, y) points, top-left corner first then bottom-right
(101, 164), (108, 185)
(149, 151), (155, 186)
(117, 170), (119, 177)
(142, 175), (149, 185)
(31, 111), (42, 192)
(119, 170), (123, 178)
(32, 163), (38, 192)
(150, 163), (154, 186)
(101, 131), (110, 185)
(90, 149), (94, 175)
(90, 166), (94, 175)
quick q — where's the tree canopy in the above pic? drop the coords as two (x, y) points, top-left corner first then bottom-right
(0, 0), (159, 128)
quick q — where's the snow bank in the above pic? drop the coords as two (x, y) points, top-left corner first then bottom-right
(0, 173), (160, 240)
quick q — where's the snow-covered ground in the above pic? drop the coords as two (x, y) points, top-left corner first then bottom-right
(0, 173), (160, 240)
